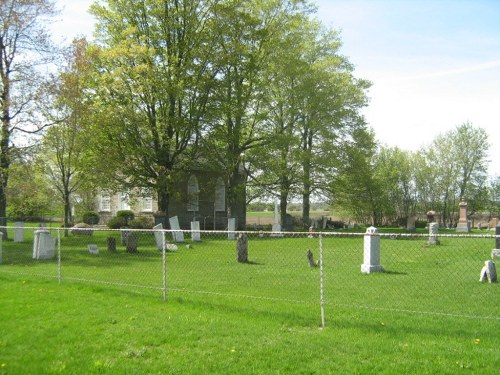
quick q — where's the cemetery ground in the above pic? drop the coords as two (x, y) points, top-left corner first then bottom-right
(0, 226), (499, 374)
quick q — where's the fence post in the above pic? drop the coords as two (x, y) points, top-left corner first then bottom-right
(162, 230), (167, 302)
(0, 231), (3, 264)
(319, 234), (325, 328)
(57, 229), (62, 284)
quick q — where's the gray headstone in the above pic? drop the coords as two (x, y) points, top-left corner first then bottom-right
(153, 223), (164, 250)
(228, 218), (236, 240)
(361, 226), (383, 273)
(88, 244), (99, 255)
(491, 249), (500, 259)
(14, 222), (24, 242)
(32, 230), (55, 260)
(190, 221), (201, 242)
(427, 222), (440, 245)
(169, 216), (184, 242)
(479, 260), (497, 283)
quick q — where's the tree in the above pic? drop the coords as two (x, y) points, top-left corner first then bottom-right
(420, 123), (489, 226)
(88, 0), (218, 221)
(0, 0), (57, 232)
(373, 146), (418, 225)
(329, 128), (381, 225)
(39, 38), (95, 233)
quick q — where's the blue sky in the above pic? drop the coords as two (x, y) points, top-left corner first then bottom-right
(51, 0), (500, 175)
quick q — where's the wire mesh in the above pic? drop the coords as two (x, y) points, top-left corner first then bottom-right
(0, 225), (498, 321)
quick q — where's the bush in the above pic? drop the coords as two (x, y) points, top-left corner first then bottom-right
(82, 211), (100, 225)
(415, 220), (427, 229)
(107, 216), (126, 229)
(116, 210), (135, 225)
(129, 216), (154, 229)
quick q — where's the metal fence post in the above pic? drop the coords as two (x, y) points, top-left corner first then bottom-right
(162, 230), (167, 302)
(0, 231), (3, 264)
(57, 229), (62, 284)
(319, 234), (326, 328)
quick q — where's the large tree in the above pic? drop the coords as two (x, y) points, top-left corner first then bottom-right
(420, 122), (489, 226)
(88, 0), (218, 221)
(0, 0), (56, 230)
(39, 39), (95, 232)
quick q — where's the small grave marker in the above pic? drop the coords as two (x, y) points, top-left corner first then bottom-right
(88, 244), (99, 255)
(479, 260), (497, 283)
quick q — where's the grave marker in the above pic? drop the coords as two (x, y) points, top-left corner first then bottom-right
(361, 226), (383, 273)
(14, 221), (24, 242)
(190, 221), (201, 242)
(32, 230), (55, 259)
(88, 244), (99, 255)
(169, 216), (184, 242)
(228, 218), (236, 240)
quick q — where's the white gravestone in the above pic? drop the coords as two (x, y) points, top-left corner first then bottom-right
(153, 223), (164, 250)
(427, 222), (440, 245)
(190, 221), (201, 242)
(271, 201), (282, 236)
(32, 230), (55, 260)
(228, 218), (236, 240)
(14, 221), (24, 242)
(88, 244), (99, 255)
(361, 226), (384, 273)
(169, 216), (184, 243)
(479, 260), (497, 283)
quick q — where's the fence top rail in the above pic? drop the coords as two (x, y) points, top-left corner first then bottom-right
(1, 226), (499, 239)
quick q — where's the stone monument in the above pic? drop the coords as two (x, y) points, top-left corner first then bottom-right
(361, 226), (383, 273)
(271, 200), (282, 237)
(456, 197), (471, 232)
(427, 222), (440, 245)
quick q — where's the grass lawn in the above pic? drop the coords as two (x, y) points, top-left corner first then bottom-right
(0, 226), (499, 374)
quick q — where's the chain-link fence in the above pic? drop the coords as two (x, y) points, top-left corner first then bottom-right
(1, 225), (498, 324)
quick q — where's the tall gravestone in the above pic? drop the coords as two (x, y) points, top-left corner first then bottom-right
(427, 222), (440, 245)
(32, 230), (55, 259)
(14, 222), (24, 242)
(456, 198), (471, 232)
(169, 216), (184, 243)
(361, 226), (383, 273)
(227, 218), (236, 240)
(190, 221), (201, 242)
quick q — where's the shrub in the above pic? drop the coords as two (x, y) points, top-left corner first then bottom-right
(107, 216), (126, 229)
(129, 216), (154, 229)
(415, 220), (427, 229)
(116, 210), (135, 225)
(82, 211), (100, 225)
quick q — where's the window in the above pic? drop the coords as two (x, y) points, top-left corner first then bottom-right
(142, 196), (153, 212)
(187, 175), (199, 212)
(214, 177), (225, 211)
(99, 191), (111, 212)
(119, 192), (130, 210)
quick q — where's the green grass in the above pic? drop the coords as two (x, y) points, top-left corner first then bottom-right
(1, 274), (499, 374)
(1, 227), (499, 373)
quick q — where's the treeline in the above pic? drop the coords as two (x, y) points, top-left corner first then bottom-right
(1, 1), (497, 230)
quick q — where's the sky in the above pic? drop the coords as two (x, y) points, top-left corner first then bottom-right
(50, 0), (500, 176)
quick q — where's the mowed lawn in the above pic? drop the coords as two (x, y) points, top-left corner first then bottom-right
(0, 227), (499, 374)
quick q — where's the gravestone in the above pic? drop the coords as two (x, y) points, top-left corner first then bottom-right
(153, 223), (164, 250)
(271, 201), (282, 236)
(190, 221), (201, 242)
(479, 260), (497, 283)
(106, 237), (116, 252)
(236, 233), (248, 263)
(406, 216), (416, 232)
(496, 224), (500, 250)
(361, 226), (383, 273)
(14, 222), (24, 242)
(456, 198), (471, 232)
(88, 244), (99, 255)
(32, 230), (55, 259)
(169, 216), (184, 242)
(227, 218), (236, 240)
(122, 230), (138, 253)
(427, 222), (440, 245)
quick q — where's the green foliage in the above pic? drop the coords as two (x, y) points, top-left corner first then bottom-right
(106, 216), (125, 229)
(116, 210), (134, 224)
(129, 216), (154, 229)
(82, 211), (100, 225)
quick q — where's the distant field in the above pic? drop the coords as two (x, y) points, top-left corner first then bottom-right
(246, 211), (331, 225)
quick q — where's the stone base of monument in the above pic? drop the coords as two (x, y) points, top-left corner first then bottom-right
(456, 222), (471, 232)
(360, 264), (384, 273)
